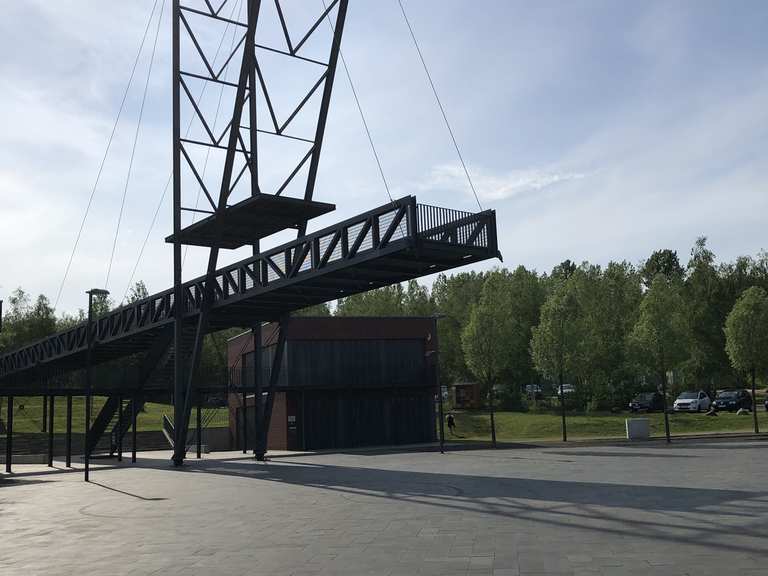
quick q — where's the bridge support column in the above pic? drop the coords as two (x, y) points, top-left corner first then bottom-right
(5, 396), (12, 473)
(117, 395), (123, 462)
(252, 323), (262, 458)
(66, 395), (72, 468)
(256, 322), (286, 461)
(47, 395), (54, 467)
(132, 395), (138, 463)
(196, 396), (202, 459)
(241, 388), (247, 453)
(171, 0), (184, 467)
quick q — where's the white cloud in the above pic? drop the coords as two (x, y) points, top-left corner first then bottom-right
(416, 163), (590, 202)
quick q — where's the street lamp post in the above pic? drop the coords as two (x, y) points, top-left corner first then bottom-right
(84, 288), (109, 482)
(428, 315), (446, 454)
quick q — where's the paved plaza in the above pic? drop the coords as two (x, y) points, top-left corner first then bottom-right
(1, 438), (768, 575)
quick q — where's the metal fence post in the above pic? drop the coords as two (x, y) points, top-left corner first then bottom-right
(66, 395), (72, 468)
(5, 396), (12, 473)
(117, 395), (123, 462)
(47, 395), (55, 467)
(132, 396), (138, 464)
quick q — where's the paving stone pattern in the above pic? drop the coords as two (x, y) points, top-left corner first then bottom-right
(1, 439), (767, 575)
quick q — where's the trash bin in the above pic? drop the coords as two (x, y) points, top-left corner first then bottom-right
(626, 418), (650, 440)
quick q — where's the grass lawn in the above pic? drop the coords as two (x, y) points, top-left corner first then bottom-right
(4, 396), (765, 444)
(0, 396), (230, 434)
(446, 408), (768, 442)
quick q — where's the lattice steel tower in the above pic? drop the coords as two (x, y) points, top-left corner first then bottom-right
(170, 0), (348, 464)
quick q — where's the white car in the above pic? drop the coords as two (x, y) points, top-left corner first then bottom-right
(556, 383), (575, 396)
(673, 390), (711, 412)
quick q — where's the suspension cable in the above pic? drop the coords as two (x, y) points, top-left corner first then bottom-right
(322, 0), (393, 204)
(122, 174), (171, 303)
(53, 0), (161, 310)
(122, 0), (244, 303)
(105, 0), (166, 291)
(396, 0), (483, 211)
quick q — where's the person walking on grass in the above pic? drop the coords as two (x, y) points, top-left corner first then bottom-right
(446, 413), (456, 436)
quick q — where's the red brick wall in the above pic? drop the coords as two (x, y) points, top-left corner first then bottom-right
(267, 392), (287, 450)
(227, 391), (287, 451)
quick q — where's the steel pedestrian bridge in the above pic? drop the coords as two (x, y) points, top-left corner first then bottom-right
(0, 196), (498, 390)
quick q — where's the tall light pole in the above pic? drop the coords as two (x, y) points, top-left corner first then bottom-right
(85, 288), (109, 482)
(428, 314), (446, 454)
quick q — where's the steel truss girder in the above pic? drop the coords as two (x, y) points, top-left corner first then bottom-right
(0, 197), (498, 382)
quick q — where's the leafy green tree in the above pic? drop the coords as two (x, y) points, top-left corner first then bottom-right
(572, 262), (642, 410)
(333, 281), (432, 317)
(57, 309), (86, 331)
(550, 259), (577, 282)
(531, 278), (583, 440)
(724, 286), (768, 434)
(403, 280), (434, 316)
(682, 238), (729, 394)
(126, 280), (149, 303)
(432, 271), (485, 384)
(200, 327), (245, 374)
(720, 256), (758, 299)
(628, 274), (689, 442)
(293, 302), (332, 317)
(461, 271), (514, 446)
(335, 284), (405, 316)
(90, 292), (113, 318)
(503, 266), (546, 400)
(641, 249), (684, 288)
(0, 288), (58, 351)
(751, 250), (768, 291)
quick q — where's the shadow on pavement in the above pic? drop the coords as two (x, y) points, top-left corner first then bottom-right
(168, 452), (768, 557)
(0, 477), (51, 488)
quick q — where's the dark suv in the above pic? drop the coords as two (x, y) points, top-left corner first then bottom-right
(629, 392), (665, 413)
(712, 389), (752, 412)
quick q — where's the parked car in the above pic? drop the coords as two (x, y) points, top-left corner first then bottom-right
(525, 384), (543, 400)
(673, 390), (711, 412)
(628, 392), (665, 413)
(712, 389), (752, 412)
(764, 397), (768, 412)
(556, 383), (575, 396)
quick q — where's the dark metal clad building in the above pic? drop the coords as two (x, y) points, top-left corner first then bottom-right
(227, 317), (437, 451)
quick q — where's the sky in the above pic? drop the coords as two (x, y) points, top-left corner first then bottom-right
(1, 0), (767, 315)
